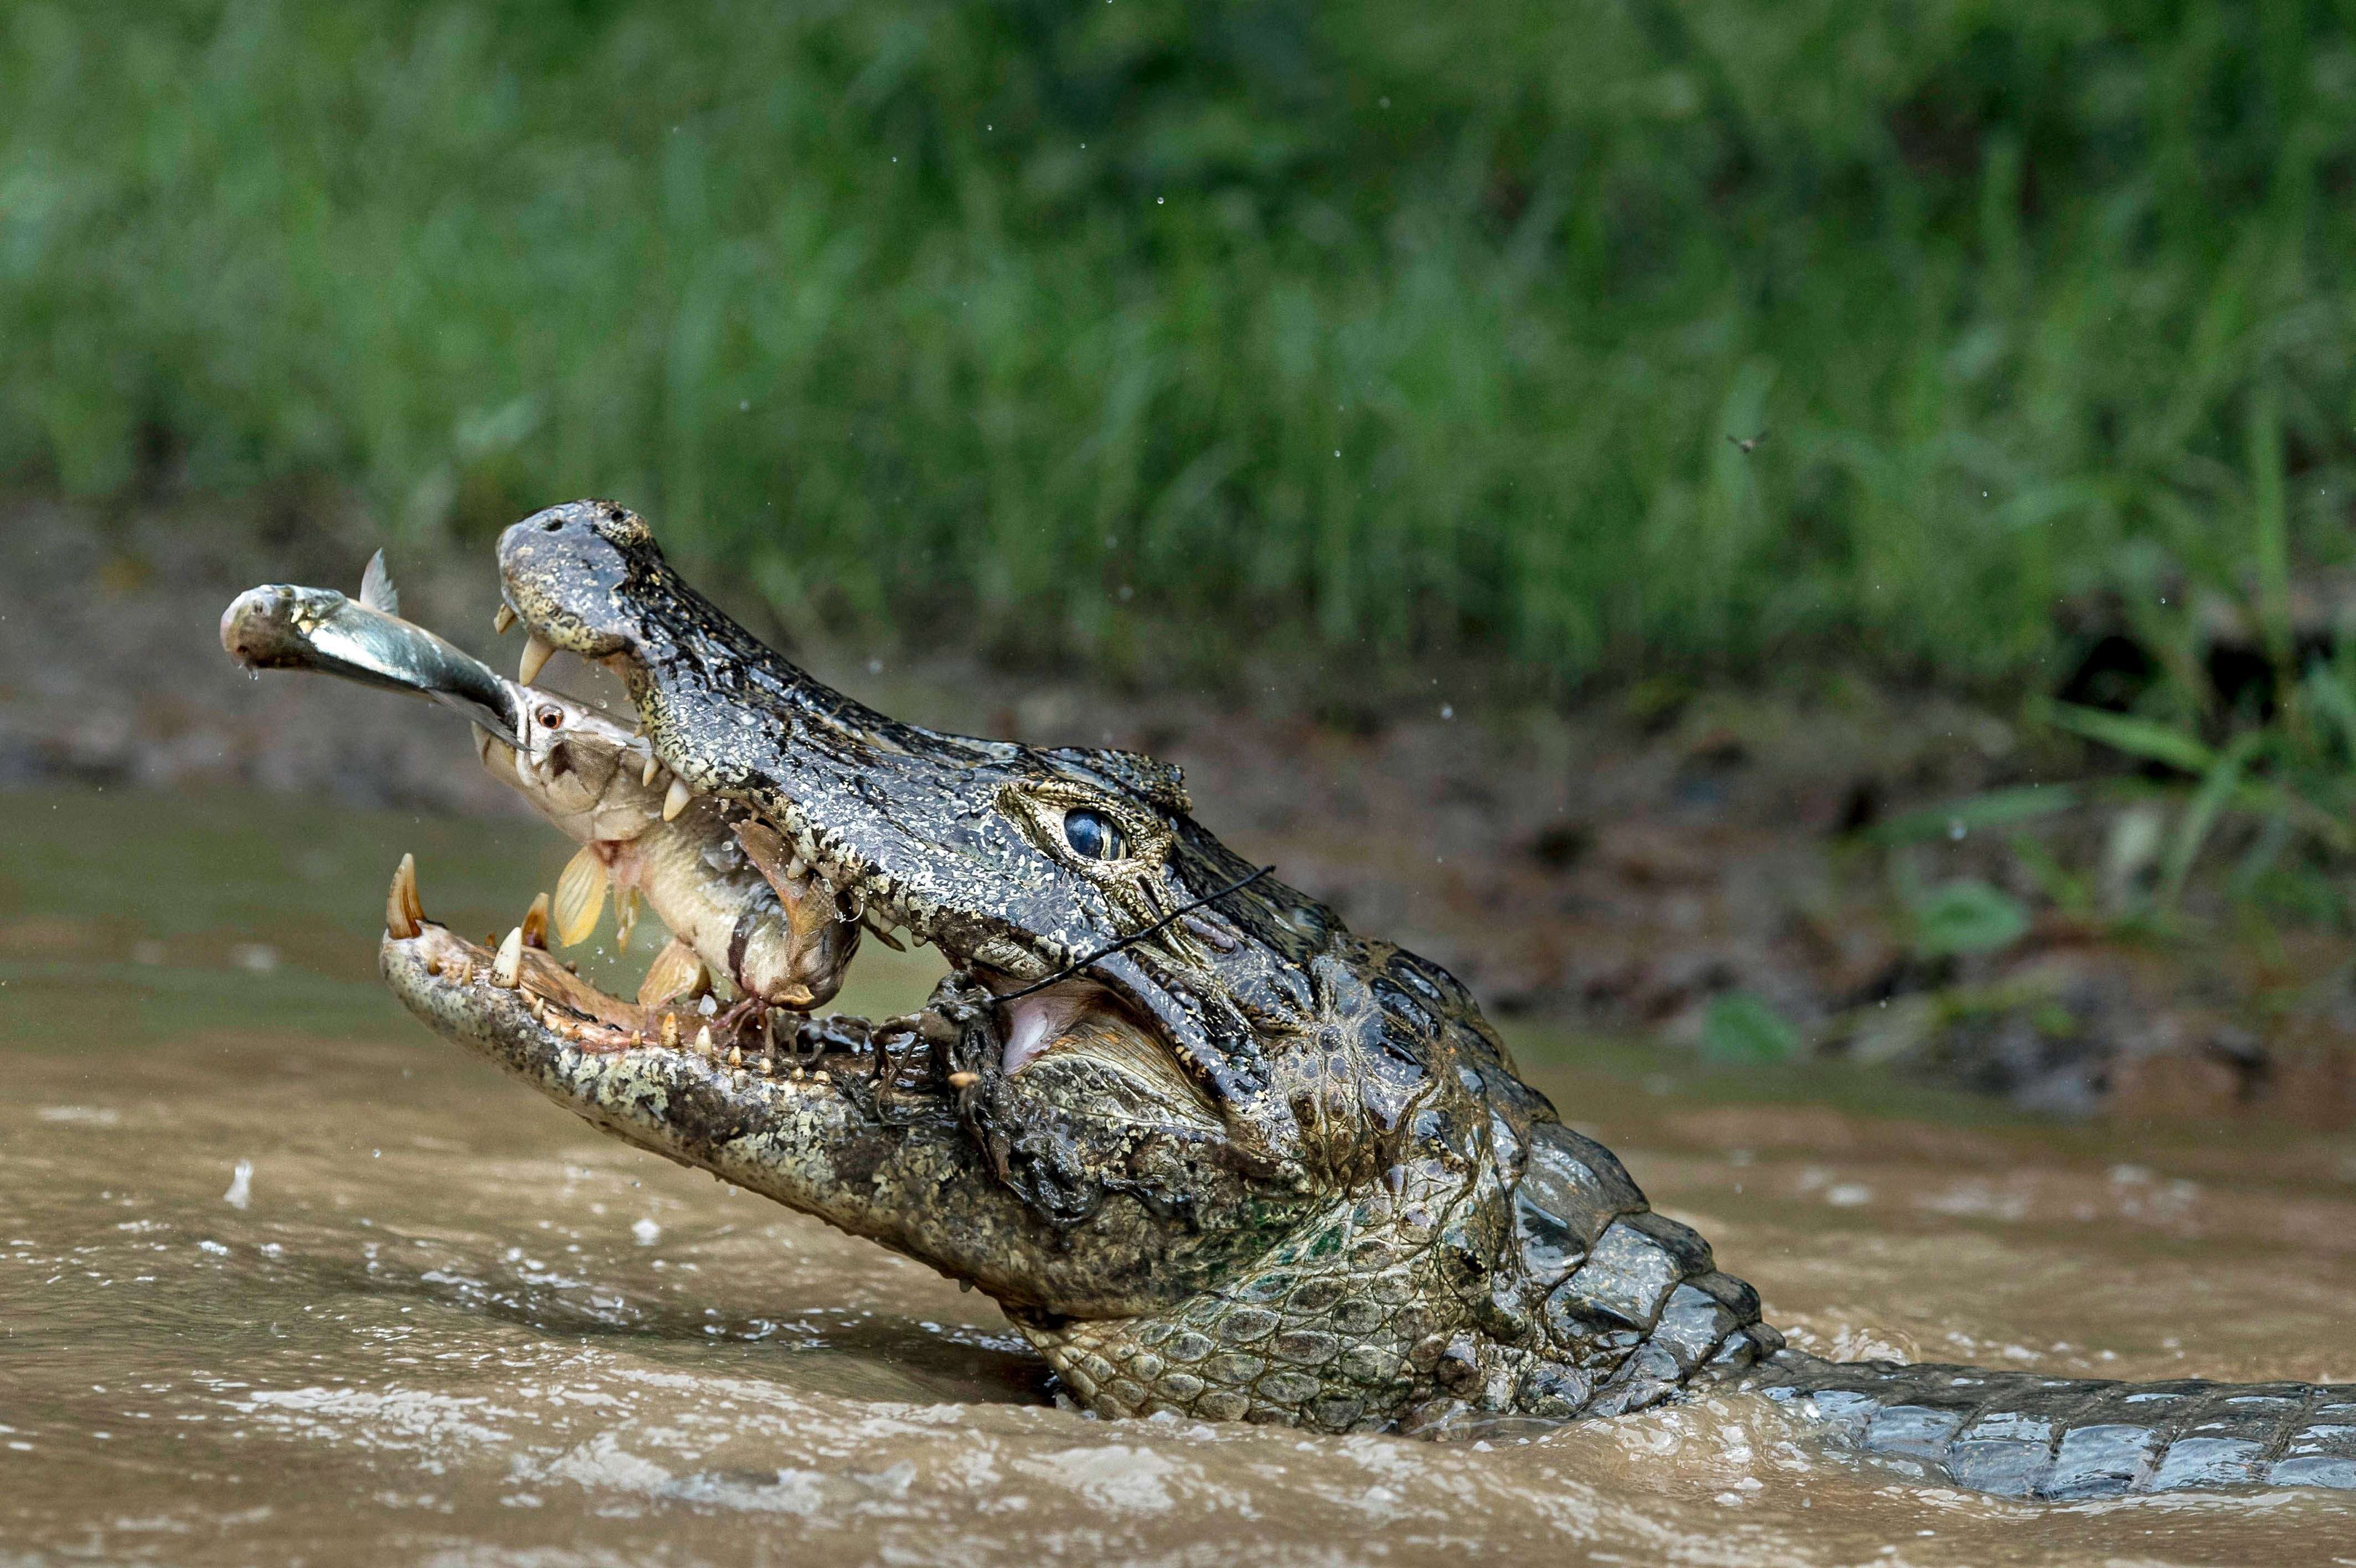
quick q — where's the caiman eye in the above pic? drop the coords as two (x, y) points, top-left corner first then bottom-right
(1063, 808), (1125, 861)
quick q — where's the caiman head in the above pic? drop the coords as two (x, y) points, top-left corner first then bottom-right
(382, 499), (1773, 1433)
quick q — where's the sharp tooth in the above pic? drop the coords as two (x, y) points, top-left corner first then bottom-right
(663, 776), (693, 821)
(641, 754), (662, 788)
(520, 892), (550, 949)
(519, 632), (555, 685)
(660, 1013), (681, 1050)
(783, 856), (806, 881)
(726, 1045), (743, 1067)
(636, 936), (710, 1008)
(694, 1024), (715, 1054)
(552, 844), (608, 947)
(493, 604), (517, 635)
(948, 1070), (978, 1089)
(387, 853), (424, 938)
(491, 927), (523, 988)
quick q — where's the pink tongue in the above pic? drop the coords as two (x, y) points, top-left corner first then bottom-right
(1000, 991), (1088, 1073)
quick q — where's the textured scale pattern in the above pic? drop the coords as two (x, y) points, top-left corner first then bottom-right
(1756, 1359), (2356, 1498)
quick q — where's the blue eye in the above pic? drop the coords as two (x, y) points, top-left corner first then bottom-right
(1063, 808), (1124, 860)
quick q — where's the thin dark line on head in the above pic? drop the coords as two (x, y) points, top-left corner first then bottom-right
(991, 865), (1275, 1005)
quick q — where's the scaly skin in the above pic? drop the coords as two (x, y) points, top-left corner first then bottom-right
(354, 499), (2353, 1496)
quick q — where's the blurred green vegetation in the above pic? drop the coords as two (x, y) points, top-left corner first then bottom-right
(5, 1), (2354, 685)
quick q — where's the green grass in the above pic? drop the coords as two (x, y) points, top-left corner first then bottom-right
(6, 1), (2355, 686)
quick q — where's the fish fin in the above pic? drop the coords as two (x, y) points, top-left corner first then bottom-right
(359, 549), (400, 615)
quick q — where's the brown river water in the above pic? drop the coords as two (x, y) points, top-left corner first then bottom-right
(3, 788), (2354, 1566)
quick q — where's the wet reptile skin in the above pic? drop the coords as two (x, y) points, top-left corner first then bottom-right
(376, 499), (2353, 1498)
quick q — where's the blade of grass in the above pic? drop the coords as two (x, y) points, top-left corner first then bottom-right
(2028, 697), (2216, 775)
(1865, 783), (2079, 845)
(2249, 384), (2295, 698)
(2161, 732), (2261, 907)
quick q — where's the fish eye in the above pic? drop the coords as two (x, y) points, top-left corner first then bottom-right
(1063, 808), (1124, 861)
(535, 705), (565, 728)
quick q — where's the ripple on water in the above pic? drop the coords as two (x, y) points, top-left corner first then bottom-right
(3, 795), (2354, 1564)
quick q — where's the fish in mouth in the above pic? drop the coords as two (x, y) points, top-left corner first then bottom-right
(222, 560), (858, 1050)
(216, 505), (2356, 1497)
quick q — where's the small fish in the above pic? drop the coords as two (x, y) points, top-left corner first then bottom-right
(220, 555), (518, 743)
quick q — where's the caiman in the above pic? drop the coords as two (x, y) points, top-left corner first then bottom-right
(221, 501), (2356, 1500)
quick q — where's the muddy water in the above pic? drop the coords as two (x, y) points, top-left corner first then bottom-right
(4, 790), (2354, 1566)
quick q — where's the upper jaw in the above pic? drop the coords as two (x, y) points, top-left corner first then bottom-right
(488, 504), (1237, 1102)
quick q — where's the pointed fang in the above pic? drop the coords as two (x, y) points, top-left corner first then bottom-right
(553, 844), (608, 947)
(520, 891), (550, 949)
(519, 632), (555, 686)
(387, 853), (424, 938)
(493, 603), (517, 635)
(491, 926), (524, 988)
(694, 1024), (715, 1054)
(663, 775), (693, 821)
(641, 753), (662, 788)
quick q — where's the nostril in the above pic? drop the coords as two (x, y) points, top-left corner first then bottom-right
(540, 519), (564, 533)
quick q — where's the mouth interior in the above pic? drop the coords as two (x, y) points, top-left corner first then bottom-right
(382, 677), (962, 1086)
(384, 714), (1126, 1103)
(385, 876), (951, 1093)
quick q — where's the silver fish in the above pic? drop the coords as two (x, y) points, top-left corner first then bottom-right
(220, 553), (522, 744)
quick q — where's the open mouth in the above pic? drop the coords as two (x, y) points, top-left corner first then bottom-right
(371, 636), (996, 1110)
(379, 845), (975, 1098)
(367, 637), (1151, 1113)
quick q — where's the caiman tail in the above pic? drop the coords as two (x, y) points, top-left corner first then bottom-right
(1751, 1350), (2356, 1498)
